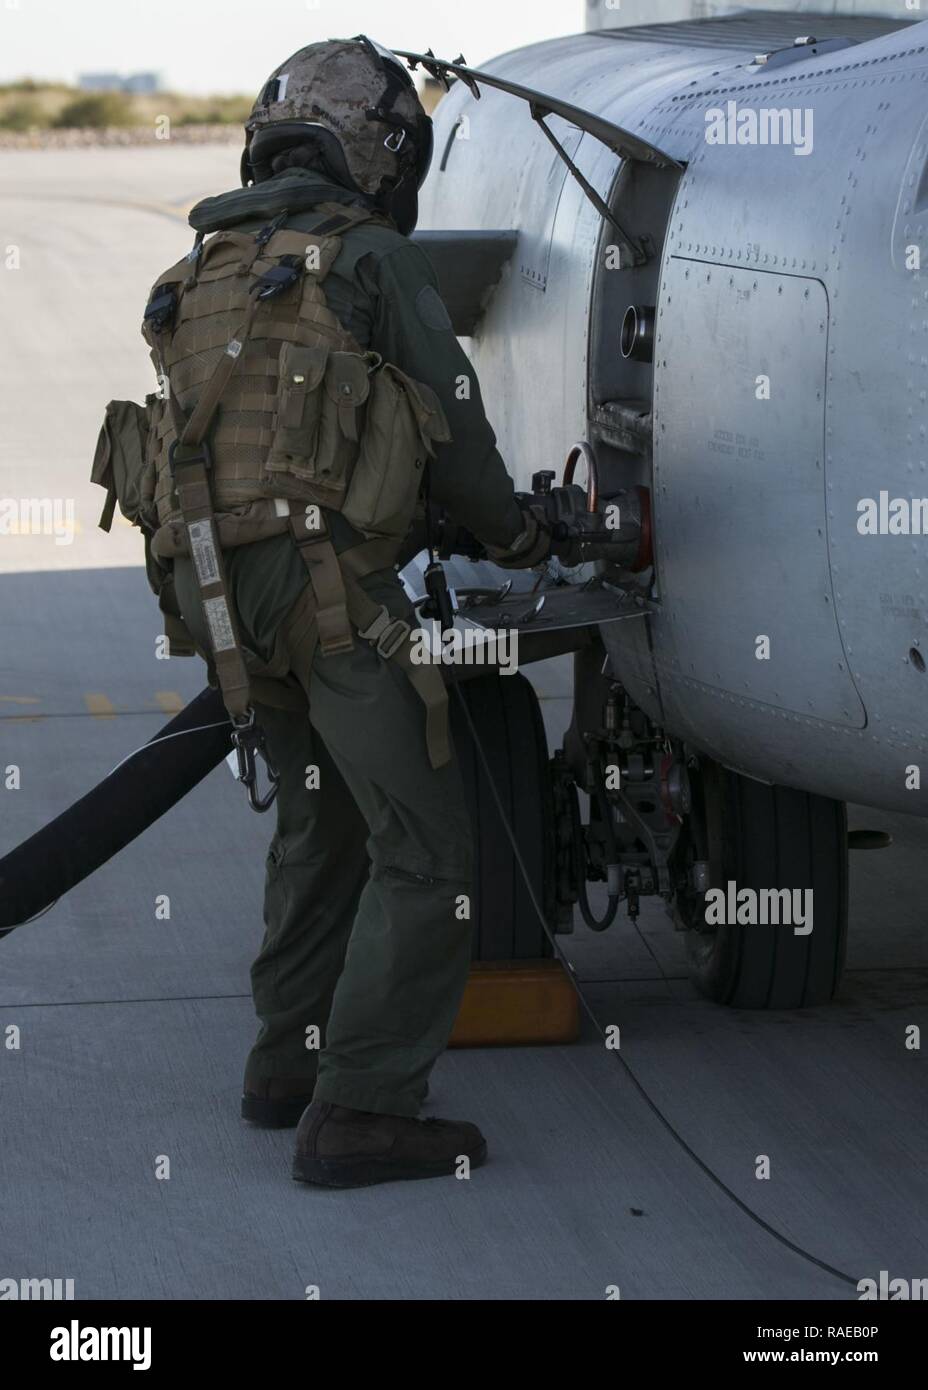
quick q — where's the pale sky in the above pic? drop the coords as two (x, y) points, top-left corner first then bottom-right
(0, 0), (586, 94)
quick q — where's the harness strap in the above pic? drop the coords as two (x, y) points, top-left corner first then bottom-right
(171, 460), (252, 723)
(338, 534), (451, 769)
(182, 294), (261, 447)
(287, 510), (354, 657)
(347, 581), (451, 771)
(279, 584), (321, 700)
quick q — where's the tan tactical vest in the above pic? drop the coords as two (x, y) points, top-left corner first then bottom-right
(141, 202), (449, 543)
(105, 201), (455, 779)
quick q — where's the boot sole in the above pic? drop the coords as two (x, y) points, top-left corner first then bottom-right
(242, 1093), (314, 1129)
(292, 1141), (488, 1189)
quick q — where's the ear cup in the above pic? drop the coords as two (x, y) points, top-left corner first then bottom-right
(378, 169), (419, 235)
(240, 142), (254, 187)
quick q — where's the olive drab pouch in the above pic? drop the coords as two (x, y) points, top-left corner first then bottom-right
(264, 345), (376, 507)
(91, 394), (197, 655)
(91, 395), (160, 533)
(342, 365), (451, 541)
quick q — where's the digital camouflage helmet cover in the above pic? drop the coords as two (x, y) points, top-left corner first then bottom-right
(242, 34), (434, 234)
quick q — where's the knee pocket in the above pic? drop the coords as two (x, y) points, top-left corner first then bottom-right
(376, 859), (473, 893)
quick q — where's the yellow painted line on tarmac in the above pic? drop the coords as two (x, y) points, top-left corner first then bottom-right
(0, 695), (39, 704)
(155, 691), (184, 714)
(84, 694), (116, 720)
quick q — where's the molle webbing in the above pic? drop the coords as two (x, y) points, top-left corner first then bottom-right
(144, 206), (369, 731)
(144, 203), (374, 530)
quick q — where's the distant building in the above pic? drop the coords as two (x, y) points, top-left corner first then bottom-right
(78, 72), (160, 94)
(123, 72), (160, 94)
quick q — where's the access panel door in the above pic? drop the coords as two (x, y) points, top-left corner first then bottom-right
(652, 259), (865, 728)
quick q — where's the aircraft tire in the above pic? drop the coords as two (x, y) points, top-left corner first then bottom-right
(451, 673), (556, 961)
(679, 759), (848, 1008)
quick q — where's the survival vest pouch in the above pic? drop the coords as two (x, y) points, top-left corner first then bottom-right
(91, 395), (197, 657)
(132, 202), (452, 805)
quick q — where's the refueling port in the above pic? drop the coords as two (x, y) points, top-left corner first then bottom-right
(563, 441), (599, 513)
(620, 304), (655, 363)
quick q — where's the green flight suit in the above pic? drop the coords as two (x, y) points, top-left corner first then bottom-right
(171, 170), (525, 1117)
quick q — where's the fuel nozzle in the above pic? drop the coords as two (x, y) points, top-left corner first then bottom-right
(519, 481), (653, 572)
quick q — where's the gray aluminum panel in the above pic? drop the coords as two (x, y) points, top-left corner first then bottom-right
(653, 260), (865, 727)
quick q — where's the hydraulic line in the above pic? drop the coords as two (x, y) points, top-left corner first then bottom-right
(574, 773), (621, 932)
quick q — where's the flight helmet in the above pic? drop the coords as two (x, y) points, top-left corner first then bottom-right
(241, 34), (433, 234)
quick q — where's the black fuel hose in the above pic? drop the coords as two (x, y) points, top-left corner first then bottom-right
(0, 687), (231, 935)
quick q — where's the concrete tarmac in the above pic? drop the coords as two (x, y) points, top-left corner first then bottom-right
(0, 146), (926, 1301)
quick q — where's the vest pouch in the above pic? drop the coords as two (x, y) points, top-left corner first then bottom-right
(91, 395), (159, 533)
(264, 345), (371, 504)
(264, 343), (327, 476)
(342, 365), (451, 541)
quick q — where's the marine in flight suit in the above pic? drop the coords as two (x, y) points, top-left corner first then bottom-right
(164, 37), (549, 1187)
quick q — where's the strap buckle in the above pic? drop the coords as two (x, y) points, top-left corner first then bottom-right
(253, 209), (290, 249)
(252, 255), (303, 301)
(144, 285), (178, 335)
(169, 439), (212, 475)
(231, 711), (280, 814)
(359, 606), (412, 660)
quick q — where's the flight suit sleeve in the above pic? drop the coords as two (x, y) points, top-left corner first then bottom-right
(357, 240), (527, 552)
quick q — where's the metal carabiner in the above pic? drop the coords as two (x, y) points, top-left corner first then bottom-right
(231, 712), (280, 813)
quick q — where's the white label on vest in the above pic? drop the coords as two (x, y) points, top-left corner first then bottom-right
(204, 596), (236, 653)
(188, 519), (220, 587)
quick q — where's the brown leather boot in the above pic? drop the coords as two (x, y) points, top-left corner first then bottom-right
(292, 1101), (487, 1188)
(242, 1077), (317, 1129)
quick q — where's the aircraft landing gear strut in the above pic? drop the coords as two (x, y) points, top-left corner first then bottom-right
(553, 679), (849, 1009)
